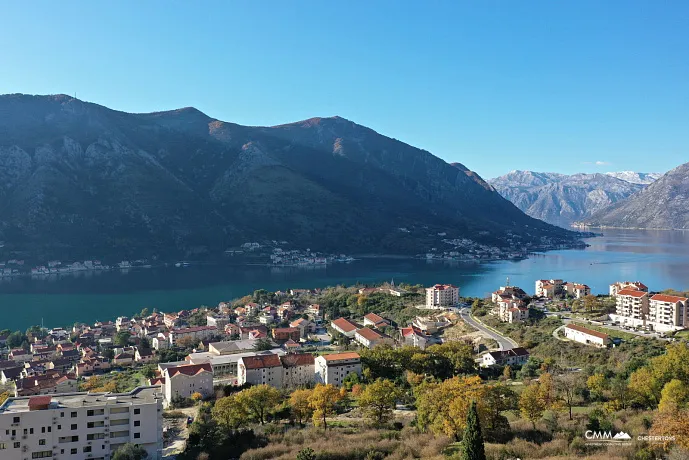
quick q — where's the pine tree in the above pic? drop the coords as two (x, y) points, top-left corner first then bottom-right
(461, 400), (486, 460)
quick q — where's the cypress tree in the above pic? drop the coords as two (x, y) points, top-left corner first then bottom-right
(461, 400), (486, 460)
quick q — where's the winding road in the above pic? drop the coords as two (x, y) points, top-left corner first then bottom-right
(458, 308), (519, 350)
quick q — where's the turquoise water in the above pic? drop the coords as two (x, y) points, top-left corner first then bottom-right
(0, 229), (688, 331)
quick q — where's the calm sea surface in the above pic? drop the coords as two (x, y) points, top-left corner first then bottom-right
(1, 229), (688, 331)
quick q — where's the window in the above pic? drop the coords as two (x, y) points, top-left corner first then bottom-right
(87, 410), (94, 416)
(57, 425), (61, 430)
(0, 443), (6, 449)
(134, 421), (140, 427)
(11, 429), (16, 436)
(32, 451), (53, 459)
(14, 442), (20, 448)
(30, 428), (34, 434)
(134, 408), (140, 415)
(134, 433), (140, 439)
(83, 446), (92, 453)
(71, 448), (77, 454)
(71, 424), (77, 430)
(41, 427), (45, 433)
(60, 412), (64, 417)
(60, 449), (64, 454)
(13, 416), (19, 423)
(70, 412), (77, 418)
(39, 439), (46, 445)
(48, 427), (51, 433)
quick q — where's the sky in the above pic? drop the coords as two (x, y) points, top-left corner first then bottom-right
(0, 1), (687, 178)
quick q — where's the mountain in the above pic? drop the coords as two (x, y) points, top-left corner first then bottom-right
(0, 94), (581, 262)
(582, 162), (689, 229)
(488, 171), (659, 227)
(604, 171), (662, 185)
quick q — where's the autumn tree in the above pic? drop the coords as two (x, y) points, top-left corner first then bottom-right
(358, 379), (401, 425)
(583, 295), (598, 312)
(482, 384), (517, 433)
(212, 394), (249, 430)
(176, 335), (199, 349)
(0, 391), (10, 405)
(288, 389), (313, 425)
(658, 379), (689, 413)
(502, 366), (512, 381)
(650, 381), (689, 452)
(520, 382), (546, 429)
(309, 384), (342, 430)
(416, 376), (487, 441)
(586, 373), (607, 401)
(191, 392), (203, 403)
(235, 385), (282, 425)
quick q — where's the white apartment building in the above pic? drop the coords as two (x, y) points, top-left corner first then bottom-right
(564, 324), (610, 348)
(648, 294), (688, 332)
(280, 354), (315, 388)
(0, 386), (163, 460)
(609, 281), (648, 297)
(330, 318), (359, 338)
(398, 327), (428, 350)
(237, 355), (283, 387)
(614, 289), (650, 327)
(206, 315), (231, 330)
(315, 353), (361, 386)
(564, 283), (591, 299)
(162, 363), (213, 406)
(168, 326), (217, 346)
(425, 284), (459, 308)
(535, 279), (564, 298)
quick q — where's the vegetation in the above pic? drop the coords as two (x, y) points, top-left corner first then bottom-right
(461, 400), (486, 460)
(112, 443), (148, 460)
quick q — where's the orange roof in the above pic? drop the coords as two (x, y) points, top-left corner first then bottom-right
(651, 294), (688, 303)
(280, 354), (314, 367)
(364, 313), (387, 324)
(241, 354), (282, 369)
(331, 318), (358, 333)
(565, 324), (609, 340)
(356, 327), (383, 341)
(322, 352), (360, 361)
(617, 289), (648, 298)
(166, 363), (212, 377)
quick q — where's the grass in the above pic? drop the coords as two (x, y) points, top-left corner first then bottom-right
(570, 322), (638, 341)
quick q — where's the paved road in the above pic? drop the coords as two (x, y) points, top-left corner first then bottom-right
(458, 308), (518, 350)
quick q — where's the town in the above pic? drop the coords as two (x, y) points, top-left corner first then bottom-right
(0, 277), (687, 459)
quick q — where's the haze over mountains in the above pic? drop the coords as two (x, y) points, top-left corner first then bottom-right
(489, 171), (662, 228)
(582, 162), (689, 229)
(0, 94), (580, 262)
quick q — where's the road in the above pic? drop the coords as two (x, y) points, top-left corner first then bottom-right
(458, 308), (518, 350)
(545, 312), (670, 341)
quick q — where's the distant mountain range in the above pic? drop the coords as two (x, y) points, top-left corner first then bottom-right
(581, 162), (689, 229)
(489, 171), (662, 227)
(0, 94), (581, 262)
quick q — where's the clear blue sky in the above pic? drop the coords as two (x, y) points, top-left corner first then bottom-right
(1, 1), (687, 178)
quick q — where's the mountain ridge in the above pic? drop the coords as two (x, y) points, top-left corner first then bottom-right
(0, 94), (582, 262)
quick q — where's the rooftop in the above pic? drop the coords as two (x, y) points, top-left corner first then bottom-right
(565, 324), (609, 340)
(0, 386), (162, 414)
(321, 352), (360, 362)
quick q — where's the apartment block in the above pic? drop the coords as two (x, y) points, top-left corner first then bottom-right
(648, 294), (689, 332)
(425, 284), (459, 308)
(315, 352), (361, 386)
(614, 289), (649, 325)
(0, 386), (163, 460)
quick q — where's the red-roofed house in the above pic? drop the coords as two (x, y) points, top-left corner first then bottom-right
(354, 327), (393, 349)
(610, 281), (648, 296)
(272, 327), (301, 342)
(399, 326), (428, 350)
(614, 289), (650, 326)
(162, 362), (213, 405)
(564, 324), (611, 348)
(426, 284), (460, 308)
(649, 294), (689, 332)
(330, 318), (359, 337)
(363, 313), (390, 329)
(238, 354), (283, 387)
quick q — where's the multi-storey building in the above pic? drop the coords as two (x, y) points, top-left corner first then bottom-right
(315, 353), (361, 386)
(425, 284), (459, 308)
(0, 386), (163, 460)
(280, 354), (315, 388)
(648, 294), (688, 332)
(353, 327), (393, 349)
(330, 318), (359, 338)
(237, 354), (283, 387)
(614, 289), (650, 327)
(398, 326), (428, 350)
(609, 281), (648, 297)
(162, 363), (213, 405)
(168, 326), (217, 346)
(564, 283), (591, 299)
(535, 279), (564, 298)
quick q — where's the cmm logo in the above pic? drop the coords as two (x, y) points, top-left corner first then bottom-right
(585, 431), (632, 441)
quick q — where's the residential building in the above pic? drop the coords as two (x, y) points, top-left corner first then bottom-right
(306, 304), (322, 319)
(398, 326), (428, 350)
(186, 350), (284, 380)
(15, 373), (78, 397)
(135, 348), (155, 364)
(502, 306), (529, 324)
(290, 318), (315, 338)
(330, 318), (359, 338)
(425, 284), (459, 308)
(412, 315), (452, 334)
(564, 324), (610, 347)
(9, 349), (32, 363)
(237, 354), (283, 387)
(315, 353), (362, 386)
(565, 283), (591, 299)
(492, 286), (529, 303)
(0, 386), (164, 460)
(648, 294), (689, 332)
(280, 354), (316, 388)
(162, 363), (213, 405)
(481, 348), (530, 367)
(614, 289), (650, 327)
(363, 313), (390, 329)
(113, 352), (134, 367)
(168, 326), (217, 346)
(535, 279), (564, 298)
(206, 315), (231, 330)
(354, 327), (393, 349)
(609, 281), (648, 297)
(272, 327), (301, 342)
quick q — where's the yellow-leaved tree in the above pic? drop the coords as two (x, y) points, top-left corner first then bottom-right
(308, 384), (342, 430)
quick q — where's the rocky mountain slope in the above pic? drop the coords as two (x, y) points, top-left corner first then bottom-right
(604, 171), (662, 185)
(489, 171), (659, 227)
(582, 162), (689, 229)
(0, 94), (581, 261)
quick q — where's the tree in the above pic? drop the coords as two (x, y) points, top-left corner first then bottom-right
(309, 384), (342, 430)
(482, 384), (518, 432)
(289, 389), (313, 425)
(253, 338), (273, 351)
(583, 295), (598, 312)
(537, 373), (559, 410)
(658, 379), (689, 413)
(235, 385), (281, 425)
(520, 383), (546, 429)
(358, 379), (401, 425)
(586, 373), (607, 401)
(191, 392), (203, 403)
(461, 400), (486, 460)
(114, 331), (131, 347)
(212, 394), (249, 429)
(502, 366), (512, 380)
(112, 443), (148, 460)
(650, 408), (689, 451)
(556, 372), (584, 420)
(139, 307), (150, 318)
(0, 391), (10, 405)
(6, 331), (27, 349)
